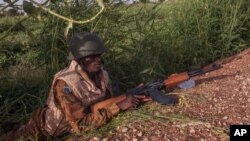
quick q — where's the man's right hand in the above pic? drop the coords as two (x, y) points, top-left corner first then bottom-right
(116, 95), (148, 111)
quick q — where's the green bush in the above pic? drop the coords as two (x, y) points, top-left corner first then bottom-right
(0, 17), (25, 32)
(31, 0), (250, 86)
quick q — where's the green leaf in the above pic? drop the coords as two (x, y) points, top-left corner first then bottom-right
(139, 68), (152, 74)
(50, 0), (58, 4)
(23, 0), (38, 15)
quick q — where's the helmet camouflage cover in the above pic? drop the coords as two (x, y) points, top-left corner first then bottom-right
(68, 32), (106, 60)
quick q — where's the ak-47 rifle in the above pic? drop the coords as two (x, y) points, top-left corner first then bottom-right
(91, 63), (222, 114)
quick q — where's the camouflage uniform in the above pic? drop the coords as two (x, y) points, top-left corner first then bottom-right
(1, 60), (120, 141)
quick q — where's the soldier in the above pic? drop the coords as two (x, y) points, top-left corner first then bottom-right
(1, 32), (150, 141)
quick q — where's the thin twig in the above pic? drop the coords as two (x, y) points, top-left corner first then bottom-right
(30, 0), (105, 24)
(0, 0), (18, 12)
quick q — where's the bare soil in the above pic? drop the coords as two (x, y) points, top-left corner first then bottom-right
(68, 48), (250, 141)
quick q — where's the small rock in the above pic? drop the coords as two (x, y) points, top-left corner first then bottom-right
(133, 128), (137, 132)
(93, 137), (100, 141)
(213, 98), (218, 102)
(155, 130), (161, 135)
(116, 126), (120, 131)
(235, 75), (239, 79)
(101, 138), (108, 141)
(242, 81), (247, 86)
(189, 128), (195, 134)
(247, 78), (250, 83)
(108, 130), (113, 134)
(132, 138), (138, 141)
(137, 131), (143, 137)
(121, 127), (128, 133)
(247, 98), (250, 103)
(154, 112), (160, 116)
(124, 134), (131, 140)
(223, 116), (228, 120)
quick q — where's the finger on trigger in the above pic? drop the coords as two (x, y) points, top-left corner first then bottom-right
(137, 83), (144, 87)
(134, 95), (146, 99)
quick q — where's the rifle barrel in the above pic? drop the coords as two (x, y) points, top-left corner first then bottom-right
(188, 63), (222, 77)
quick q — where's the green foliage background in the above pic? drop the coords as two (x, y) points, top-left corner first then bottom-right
(0, 0), (249, 137)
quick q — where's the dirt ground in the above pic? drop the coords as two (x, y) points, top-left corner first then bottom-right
(68, 48), (250, 141)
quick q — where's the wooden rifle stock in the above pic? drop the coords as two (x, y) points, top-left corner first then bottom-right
(91, 94), (126, 114)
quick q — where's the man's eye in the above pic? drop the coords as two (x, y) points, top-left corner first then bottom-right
(85, 58), (92, 61)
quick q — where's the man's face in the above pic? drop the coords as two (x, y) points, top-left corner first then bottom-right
(80, 54), (102, 73)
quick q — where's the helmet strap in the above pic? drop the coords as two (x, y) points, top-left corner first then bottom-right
(75, 59), (89, 73)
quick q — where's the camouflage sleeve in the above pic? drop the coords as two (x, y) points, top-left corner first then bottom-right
(75, 102), (120, 132)
(55, 80), (85, 122)
(54, 80), (120, 133)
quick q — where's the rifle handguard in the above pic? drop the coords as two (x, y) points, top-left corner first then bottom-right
(164, 72), (190, 88)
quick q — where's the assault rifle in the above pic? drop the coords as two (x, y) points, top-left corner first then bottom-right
(91, 63), (222, 114)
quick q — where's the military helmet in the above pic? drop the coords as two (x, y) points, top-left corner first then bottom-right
(68, 32), (106, 60)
